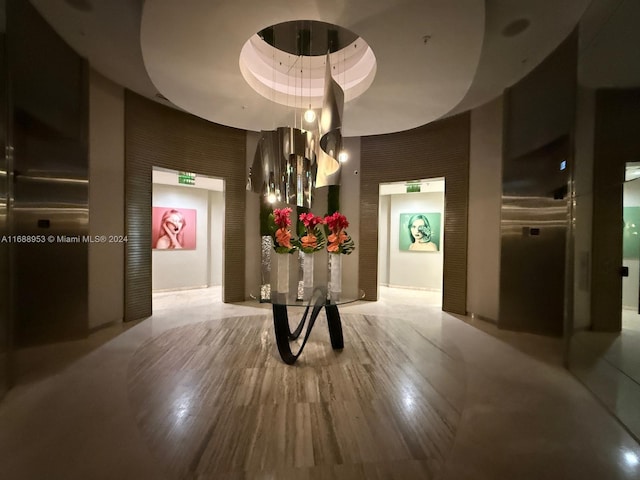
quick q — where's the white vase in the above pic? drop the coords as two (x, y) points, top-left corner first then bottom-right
(276, 253), (289, 294)
(300, 252), (314, 300)
(328, 253), (342, 300)
(303, 253), (314, 288)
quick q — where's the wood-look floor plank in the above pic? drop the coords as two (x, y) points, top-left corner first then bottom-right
(127, 313), (465, 479)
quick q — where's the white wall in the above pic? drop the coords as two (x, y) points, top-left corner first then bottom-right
(467, 96), (502, 321)
(88, 69), (124, 329)
(622, 259), (639, 310)
(152, 184), (210, 290)
(388, 192), (444, 291)
(378, 195), (390, 285)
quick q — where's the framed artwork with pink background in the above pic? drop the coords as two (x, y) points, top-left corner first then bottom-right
(152, 207), (197, 250)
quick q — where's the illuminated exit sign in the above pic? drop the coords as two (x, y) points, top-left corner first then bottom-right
(406, 183), (421, 193)
(178, 171), (196, 185)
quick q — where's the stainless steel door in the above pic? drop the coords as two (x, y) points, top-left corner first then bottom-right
(0, 30), (9, 398)
(499, 137), (570, 335)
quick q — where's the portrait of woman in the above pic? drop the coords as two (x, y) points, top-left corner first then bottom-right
(152, 207), (197, 250)
(397, 212), (441, 252)
(155, 209), (186, 249)
(408, 214), (438, 251)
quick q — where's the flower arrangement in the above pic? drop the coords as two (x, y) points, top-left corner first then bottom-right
(269, 207), (296, 254)
(324, 211), (355, 254)
(293, 212), (326, 253)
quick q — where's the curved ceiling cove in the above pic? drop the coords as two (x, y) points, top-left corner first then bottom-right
(141, 0), (485, 136)
(242, 20), (375, 110)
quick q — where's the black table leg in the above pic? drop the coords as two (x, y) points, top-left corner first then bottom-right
(271, 290), (344, 364)
(325, 304), (344, 349)
(272, 304), (297, 365)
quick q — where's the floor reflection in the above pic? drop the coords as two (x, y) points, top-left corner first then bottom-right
(570, 310), (640, 441)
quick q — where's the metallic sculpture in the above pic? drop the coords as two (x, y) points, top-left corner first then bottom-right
(317, 54), (344, 188)
(249, 126), (317, 208)
(247, 50), (349, 364)
(248, 54), (344, 206)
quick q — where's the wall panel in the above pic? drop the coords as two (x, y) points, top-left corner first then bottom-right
(125, 92), (246, 320)
(500, 31), (577, 336)
(88, 69), (124, 330)
(8, 0), (89, 345)
(591, 89), (640, 331)
(467, 96), (502, 322)
(360, 113), (470, 314)
(0, 30), (9, 397)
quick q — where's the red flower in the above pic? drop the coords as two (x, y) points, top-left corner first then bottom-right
(324, 212), (349, 233)
(273, 208), (292, 228)
(324, 212), (350, 253)
(299, 212), (324, 229)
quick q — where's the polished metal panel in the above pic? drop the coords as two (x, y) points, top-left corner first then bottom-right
(8, 0), (89, 345)
(249, 127), (317, 208)
(0, 30), (10, 397)
(500, 196), (568, 334)
(499, 138), (570, 335)
(317, 54), (343, 187)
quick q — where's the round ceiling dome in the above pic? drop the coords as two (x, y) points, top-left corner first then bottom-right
(239, 20), (377, 109)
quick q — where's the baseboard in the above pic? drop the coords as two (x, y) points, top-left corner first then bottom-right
(468, 312), (497, 324)
(385, 284), (442, 293)
(152, 285), (211, 293)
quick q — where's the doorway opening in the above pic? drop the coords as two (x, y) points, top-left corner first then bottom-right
(622, 163), (640, 345)
(377, 177), (445, 306)
(151, 167), (225, 307)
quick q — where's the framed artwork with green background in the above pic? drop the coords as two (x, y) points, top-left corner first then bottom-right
(399, 212), (441, 252)
(623, 206), (640, 259)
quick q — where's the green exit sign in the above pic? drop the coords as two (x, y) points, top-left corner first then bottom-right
(406, 183), (420, 193)
(178, 171), (196, 185)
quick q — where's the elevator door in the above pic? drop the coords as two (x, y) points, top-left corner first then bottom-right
(499, 137), (570, 336)
(0, 30), (9, 398)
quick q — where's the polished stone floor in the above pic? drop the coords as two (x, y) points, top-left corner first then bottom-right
(0, 287), (639, 479)
(570, 309), (640, 442)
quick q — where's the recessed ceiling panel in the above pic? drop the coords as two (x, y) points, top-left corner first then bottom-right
(141, 0), (485, 136)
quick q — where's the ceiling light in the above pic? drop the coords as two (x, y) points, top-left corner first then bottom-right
(304, 108), (316, 123)
(248, 34), (346, 207)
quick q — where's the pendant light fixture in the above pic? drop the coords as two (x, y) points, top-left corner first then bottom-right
(248, 21), (346, 204)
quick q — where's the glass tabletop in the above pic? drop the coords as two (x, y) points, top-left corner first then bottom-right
(251, 287), (365, 307)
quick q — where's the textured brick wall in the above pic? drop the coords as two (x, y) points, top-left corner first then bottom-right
(125, 92), (246, 320)
(360, 113), (470, 314)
